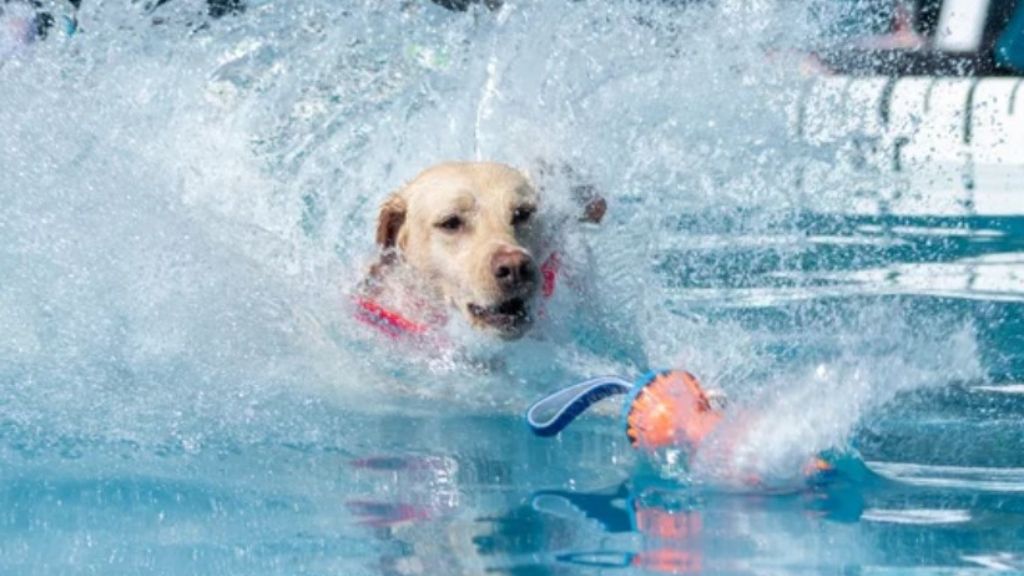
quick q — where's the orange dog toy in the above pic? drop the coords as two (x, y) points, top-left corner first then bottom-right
(526, 370), (722, 456)
(624, 371), (723, 453)
(527, 370), (843, 484)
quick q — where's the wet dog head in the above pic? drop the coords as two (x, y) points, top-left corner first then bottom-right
(376, 162), (542, 339)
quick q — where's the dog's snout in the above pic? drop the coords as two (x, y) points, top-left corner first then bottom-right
(491, 249), (535, 290)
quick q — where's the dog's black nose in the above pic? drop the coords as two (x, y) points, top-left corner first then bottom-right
(492, 249), (535, 290)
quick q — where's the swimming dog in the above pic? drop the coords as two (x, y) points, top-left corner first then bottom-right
(360, 161), (604, 341)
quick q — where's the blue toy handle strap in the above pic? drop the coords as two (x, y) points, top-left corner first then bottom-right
(526, 376), (632, 437)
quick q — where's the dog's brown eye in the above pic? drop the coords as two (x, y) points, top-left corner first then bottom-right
(437, 215), (464, 232)
(512, 206), (534, 226)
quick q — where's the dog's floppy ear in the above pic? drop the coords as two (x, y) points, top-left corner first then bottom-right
(376, 193), (407, 250)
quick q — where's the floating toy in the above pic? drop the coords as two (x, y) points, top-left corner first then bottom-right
(527, 370), (861, 486)
(526, 370), (722, 454)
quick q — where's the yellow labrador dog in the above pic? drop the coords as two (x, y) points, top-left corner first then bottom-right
(362, 161), (603, 340)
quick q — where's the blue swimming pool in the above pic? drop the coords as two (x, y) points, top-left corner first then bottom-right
(2, 1), (1023, 574)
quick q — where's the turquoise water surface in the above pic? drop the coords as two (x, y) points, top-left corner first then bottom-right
(2, 1), (1023, 574)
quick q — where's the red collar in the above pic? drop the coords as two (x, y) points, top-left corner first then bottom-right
(540, 251), (560, 298)
(356, 252), (561, 340)
(354, 296), (432, 339)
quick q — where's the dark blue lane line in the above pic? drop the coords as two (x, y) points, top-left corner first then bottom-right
(1011, 78), (1022, 115)
(878, 77), (898, 127)
(794, 78), (813, 139)
(923, 77), (938, 113)
(964, 77), (981, 145)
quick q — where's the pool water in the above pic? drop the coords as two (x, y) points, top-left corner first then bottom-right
(2, 1), (1023, 574)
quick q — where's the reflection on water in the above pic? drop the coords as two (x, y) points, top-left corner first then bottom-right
(1, 0), (1023, 573)
(346, 411), (1024, 575)
(4, 378), (1024, 574)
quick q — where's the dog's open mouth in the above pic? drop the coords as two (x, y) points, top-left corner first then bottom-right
(467, 297), (532, 336)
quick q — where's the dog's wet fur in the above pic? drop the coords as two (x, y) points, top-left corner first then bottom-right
(368, 162), (546, 339)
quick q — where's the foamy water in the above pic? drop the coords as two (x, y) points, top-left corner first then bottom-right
(0, 0), (1001, 497)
